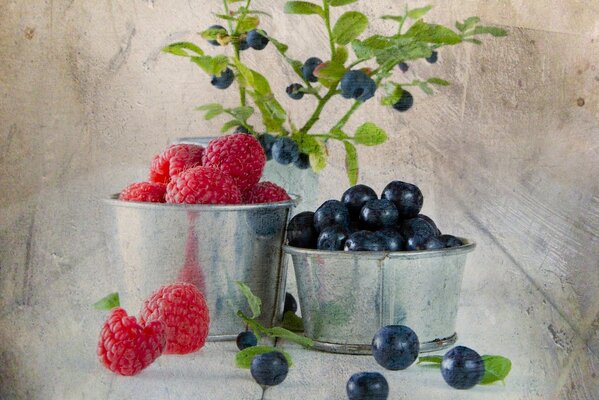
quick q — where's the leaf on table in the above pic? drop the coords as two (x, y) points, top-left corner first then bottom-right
(264, 326), (314, 348)
(480, 355), (512, 384)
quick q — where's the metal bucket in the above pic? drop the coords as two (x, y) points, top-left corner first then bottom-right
(104, 196), (297, 340)
(284, 240), (476, 354)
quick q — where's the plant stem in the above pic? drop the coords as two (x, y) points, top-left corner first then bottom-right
(299, 88), (336, 133)
(323, 1), (335, 58)
(333, 100), (362, 131)
(224, 0), (247, 107)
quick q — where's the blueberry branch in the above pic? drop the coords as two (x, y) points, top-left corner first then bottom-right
(299, 88), (337, 133)
(322, 1), (336, 58)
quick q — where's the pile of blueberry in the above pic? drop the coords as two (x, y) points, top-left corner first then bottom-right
(286, 180), (464, 252)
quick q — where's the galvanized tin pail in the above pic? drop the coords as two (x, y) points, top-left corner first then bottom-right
(104, 197), (297, 340)
(284, 241), (475, 354)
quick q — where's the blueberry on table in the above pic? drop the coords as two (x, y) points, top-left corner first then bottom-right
(287, 211), (317, 248)
(374, 228), (404, 251)
(272, 137), (300, 165)
(392, 90), (414, 112)
(313, 200), (350, 232)
(258, 133), (276, 160)
(345, 231), (387, 252)
(286, 83), (305, 100)
(302, 57), (323, 82)
(210, 68), (235, 89)
(293, 153), (310, 169)
(359, 199), (399, 230)
(207, 25), (227, 46)
(398, 62), (409, 72)
(250, 351), (289, 386)
(441, 346), (485, 390)
(340, 70), (377, 102)
(426, 50), (438, 64)
(381, 181), (423, 219)
(372, 325), (420, 370)
(424, 236), (445, 250)
(317, 225), (350, 251)
(236, 331), (257, 350)
(246, 29), (269, 50)
(439, 234), (463, 248)
(284, 292), (298, 314)
(346, 372), (389, 400)
(341, 184), (378, 219)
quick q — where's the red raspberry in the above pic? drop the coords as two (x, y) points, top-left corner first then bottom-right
(243, 182), (291, 204)
(140, 283), (210, 355)
(149, 144), (205, 184)
(165, 166), (242, 204)
(119, 182), (167, 203)
(203, 134), (266, 192)
(97, 308), (166, 376)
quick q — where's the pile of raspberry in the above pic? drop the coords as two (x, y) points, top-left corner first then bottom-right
(119, 134), (291, 205)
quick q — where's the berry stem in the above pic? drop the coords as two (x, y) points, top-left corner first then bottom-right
(299, 87), (337, 133)
(322, 1), (336, 58)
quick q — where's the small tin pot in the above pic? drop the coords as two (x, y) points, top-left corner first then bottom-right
(284, 240), (476, 354)
(104, 196), (297, 340)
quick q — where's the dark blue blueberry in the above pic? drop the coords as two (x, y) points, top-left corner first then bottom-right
(441, 346), (485, 390)
(286, 83), (305, 100)
(250, 351), (289, 386)
(340, 70), (377, 102)
(302, 57), (323, 82)
(313, 200), (350, 232)
(284, 292), (298, 314)
(211, 68), (235, 89)
(398, 62), (409, 72)
(423, 236), (445, 250)
(238, 37), (250, 51)
(272, 137), (300, 165)
(375, 228), (405, 251)
(439, 234), (463, 248)
(346, 372), (389, 400)
(344, 230), (387, 252)
(341, 184), (378, 220)
(207, 25), (227, 46)
(381, 181), (423, 219)
(426, 50), (438, 64)
(401, 214), (441, 250)
(392, 90), (414, 112)
(359, 199), (399, 230)
(236, 331), (257, 350)
(372, 325), (420, 370)
(258, 133), (276, 160)
(294, 153), (310, 169)
(317, 225), (350, 251)
(234, 125), (250, 134)
(246, 29), (269, 50)
(286, 211), (317, 248)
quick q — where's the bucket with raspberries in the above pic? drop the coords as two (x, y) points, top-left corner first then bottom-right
(283, 181), (476, 354)
(104, 134), (297, 339)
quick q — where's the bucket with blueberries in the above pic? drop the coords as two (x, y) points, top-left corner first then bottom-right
(283, 181), (476, 354)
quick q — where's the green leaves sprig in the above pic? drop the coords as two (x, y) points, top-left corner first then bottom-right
(417, 354), (513, 385)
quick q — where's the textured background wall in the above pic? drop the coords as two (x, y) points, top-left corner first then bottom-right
(0, 0), (598, 399)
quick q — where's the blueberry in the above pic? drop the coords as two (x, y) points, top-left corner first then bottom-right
(341, 184), (378, 220)
(346, 372), (389, 400)
(313, 200), (350, 232)
(372, 325), (420, 370)
(398, 62), (409, 72)
(359, 199), (399, 230)
(250, 351), (289, 386)
(345, 231), (387, 252)
(246, 29), (269, 50)
(234, 125), (250, 134)
(284, 292), (298, 314)
(374, 228), (404, 251)
(423, 236), (445, 250)
(302, 57), (323, 82)
(340, 70), (377, 102)
(272, 137), (299, 165)
(238, 36), (250, 51)
(286, 211), (317, 248)
(317, 225), (350, 251)
(441, 346), (485, 390)
(294, 153), (310, 169)
(401, 214), (441, 250)
(211, 68), (235, 89)
(236, 331), (258, 350)
(439, 234), (463, 248)
(381, 181), (423, 219)
(286, 83), (305, 100)
(258, 133), (276, 160)
(392, 90), (414, 112)
(426, 50), (438, 64)
(207, 25), (227, 46)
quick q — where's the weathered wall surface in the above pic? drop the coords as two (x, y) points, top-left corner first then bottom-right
(0, 0), (597, 399)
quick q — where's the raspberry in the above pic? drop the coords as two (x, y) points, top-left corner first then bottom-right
(140, 283), (210, 354)
(97, 308), (166, 376)
(149, 144), (205, 184)
(119, 182), (167, 203)
(243, 182), (291, 204)
(165, 166), (242, 204)
(203, 134), (266, 192)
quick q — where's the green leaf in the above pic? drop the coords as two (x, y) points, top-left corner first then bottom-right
(333, 46), (349, 65)
(235, 346), (293, 369)
(162, 42), (204, 57)
(292, 133), (323, 154)
(343, 141), (358, 186)
(314, 61), (346, 88)
(480, 355), (512, 384)
(374, 39), (432, 65)
(284, 1), (324, 17)
(235, 281), (262, 318)
(464, 38), (483, 45)
(227, 106), (254, 121)
(309, 140), (328, 173)
(428, 77), (450, 86)
(417, 355), (443, 365)
(281, 311), (304, 332)
(250, 70), (271, 95)
(407, 5), (433, 20)
(190, 55), (229, 76)
(456, 16), (480, 32)
(236, 310), (266, 339)
(234, 60), (254, 87)
(264, 327), (314, 347)
(221, 119), (242, 133)
(195, 103), (224, 112)
(328, 0), (358, 6)
(381, 82), (403, 106)
(213, 13), (237, 21)
(93, 292), (120, 310)
(471, 26), (508, 37)
(381, 15), (404, 23)
(417, 81), (434, 95)
(333, 11), (368, 45)
(200, 26), (228, 40)
(354, 122), (388, 146)
(237, 15), (260, 33)
(405, 21), (462, 44)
